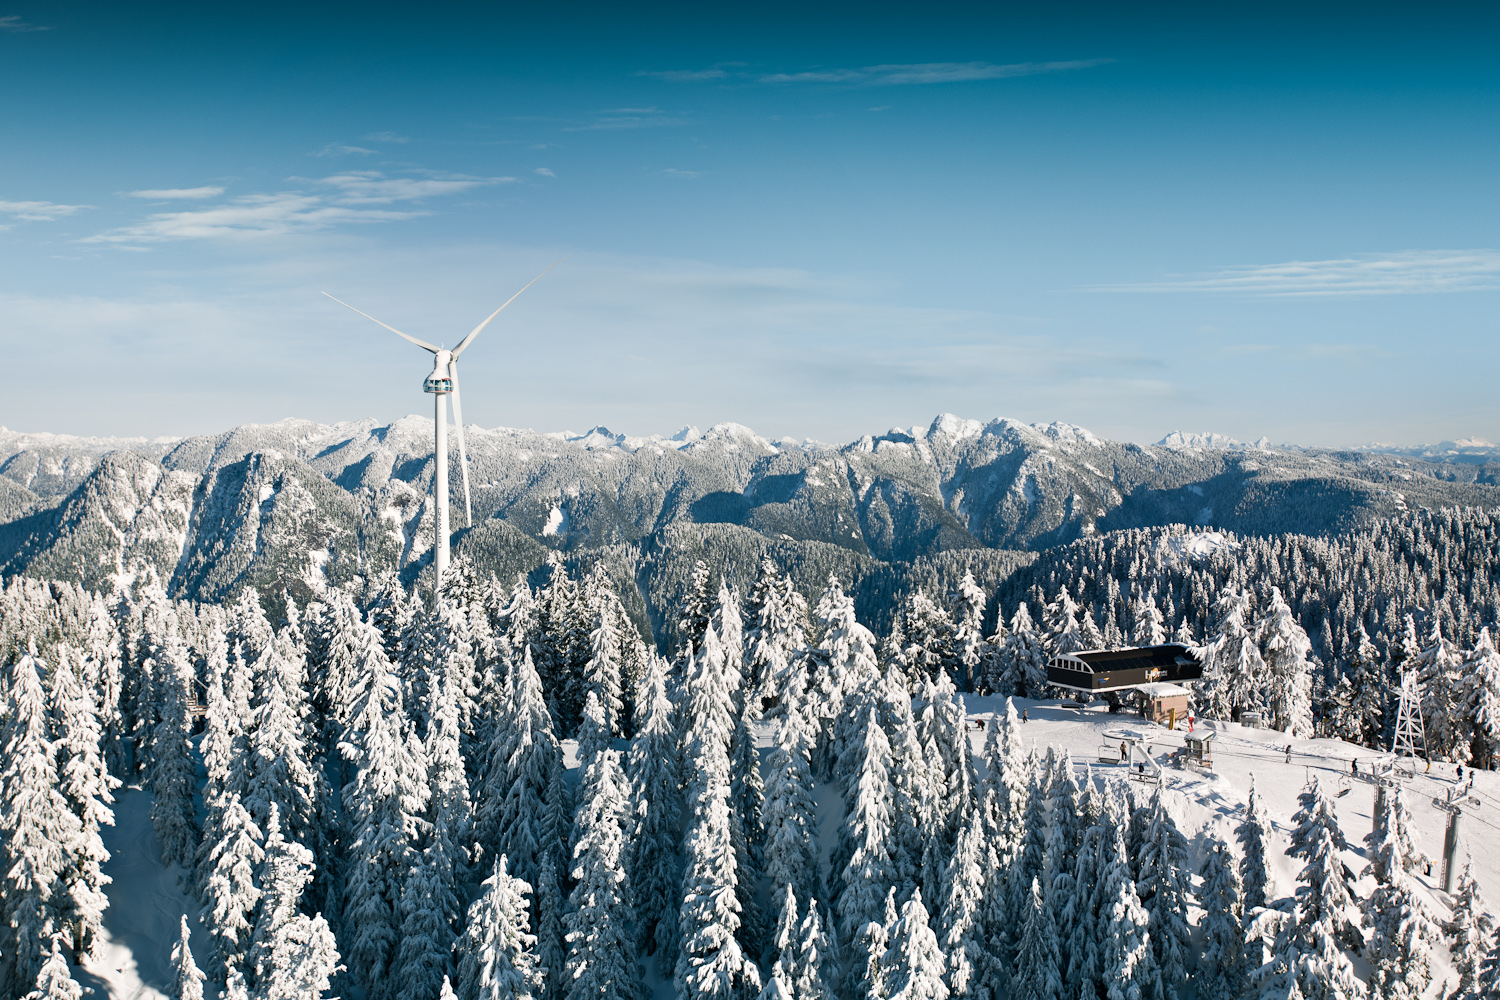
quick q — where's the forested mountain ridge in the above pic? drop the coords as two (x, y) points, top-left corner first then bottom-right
(1, 415), (1498, 641)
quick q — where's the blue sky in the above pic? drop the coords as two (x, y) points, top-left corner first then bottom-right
(2, 1), (1497, 445)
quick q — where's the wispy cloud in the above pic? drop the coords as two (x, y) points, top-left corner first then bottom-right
(0, 14), (50, 32)
(127, 186), (225, 200)
(662, 168), (701, 179)
(565, 107), (689, 131)
(637, 68), (730, 82)
(314, 171), (517, 204)
(1097, 250), (1500, 296)
(0, 198), (88, 221)
(84, 170), (514, 244)
(314, 143), (378, 157)
(83, 194), (420, 243)
(363, 131), (410, 143)
(534, 167), (556, 178)
(640, 59), (1111, 87)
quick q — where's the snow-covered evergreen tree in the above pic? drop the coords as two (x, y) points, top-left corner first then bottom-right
(48, 642), (117, 961)
(1286, 779), (1363, 1000)
(1363, 787), (1440, 1000)
(838, 706), (896, 980)
(1256, 587), (1315, 737)
(1012, 877), (1062, 1000)
(1198, 589), (1263, 721)
(535, 852), (567, 1000)
(1, 648), (83, 993)
(201, 793), (264, 979)
(246, 806), (341, 1000)
(674, 690), (762, 1000)
(456, 856), (541, 1000)
(1136, 790), (1192, 1000)
(149, 619), (199, 869)
(1462, 627), (1500, 769)
(172, 914), (205, 1000)
(1413, 617), (1467, 762)
(761, 703), (821, 917)
(953, 571), (989, 693)
(1043, 587), (1085, 657)
(1131, 594), (1167, 648)
(936, 812), (985, 998)
(744, 559), (810, 713)
(1196, 837), (1243, 1000)
(626, 652), (682, 971)
(1341, 626), (1386, 748)
(477, 646), (562, 892)
(1236, 773), (1276, 912)
(22, 940), (82, 1000)
(1446, 860), (1495, 999)
(1363, 781), (1423, 881)
(1100, 850), (1154, 1000)
(998, 604), (1047, 698)
(340, 629), (430, 1000)
(880, 889), (947, 1000)
(397, 846), (458, 1000)
(564, 739), (637, 1000)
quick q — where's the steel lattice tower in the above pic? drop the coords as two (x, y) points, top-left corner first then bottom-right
(1390, 669), (1429, 766)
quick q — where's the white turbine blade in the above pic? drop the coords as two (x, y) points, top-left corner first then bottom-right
(449, 360), (473, 528)
(450, 257), (566, 358)
(322, 292), (440, 353)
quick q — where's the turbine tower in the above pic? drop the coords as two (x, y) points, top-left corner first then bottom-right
(324, 261), (562, 597)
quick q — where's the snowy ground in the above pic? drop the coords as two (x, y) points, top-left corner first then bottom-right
(81, 785), (211, 999)
(82, 697), (1498, 999)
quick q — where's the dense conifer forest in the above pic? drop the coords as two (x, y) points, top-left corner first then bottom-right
(2, 505), (1499, 999)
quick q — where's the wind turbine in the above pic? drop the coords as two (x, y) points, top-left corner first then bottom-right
(323, 260), (563, 597)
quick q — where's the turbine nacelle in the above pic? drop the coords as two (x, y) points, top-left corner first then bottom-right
(423, 349), (454, 394)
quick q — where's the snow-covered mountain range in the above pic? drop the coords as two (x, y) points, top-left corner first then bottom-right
(1, 413), (1497, 617)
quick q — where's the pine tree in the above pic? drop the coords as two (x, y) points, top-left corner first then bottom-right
(1473, 916), (1500, 1000)
(936, 813), (985, 998)
(172, 915), (206, 1000)
(1131, 595), (1167, 648)
(149, 620), (200, 869)
(1343, 626), (1386, 748)
(953, 571), (989, 693)
(880, 889), (948, 1000)
(1257, 587), (1315, 737)
(535, 852), (567, 1000)
(1236, 774), (1276, 913)
(999, 604), (1047, 698)
(1363, 781), (1423, 881)
(1414, 617), (1467, 762)
(1, 649), (82, 993)
(22, 940), (82, 1000)
(477, 646), (562, 892)
(340, 630), (430, 1000)
(1462, 627), (1500, 769)
(1136, 790), (1192, 1000)
(456, 856), (541, 1000)
(1098, 869), (1152, 1000)
(1012, 877), (1062, 1000)
(1199, 589), (1263, 721)
(675, 685), (762, 1000)
(247, 806), (342, 1000)
(1446, 860), (1494, 999)
(200, 793), (264, 979)
(761, 704), (821, 917)
(1286, 779), (1362, 1000)
(795, 898), (836, 1000)
(1196, 838), (1244, 1000)
(396, 847), (457, 1000)
(627, 653), (683, 970)
(565, 742), (638, 1000)
(1043, 588), (1085, 657)
(48, 642), (118, 961)
(1363, 790), (1441, 1000)
(744, 560), (810, 713)
(838, 706), (895, 977)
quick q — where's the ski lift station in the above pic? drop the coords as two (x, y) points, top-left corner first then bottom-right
(1046, 644), (1204, 724)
